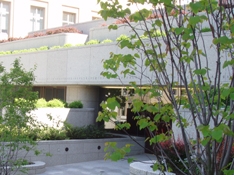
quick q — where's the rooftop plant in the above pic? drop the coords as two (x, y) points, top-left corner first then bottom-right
(86, 39), (100, 45)
(0, 27), (82, 44)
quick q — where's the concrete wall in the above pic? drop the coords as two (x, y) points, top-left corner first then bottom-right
(0, 34), (231, 87)
(0, 33), (88, 51)
(0, 43), (148, 86)
(30, 108), (96, 128)
(66, 85), (100, 112)
(22, 136), (145, 167)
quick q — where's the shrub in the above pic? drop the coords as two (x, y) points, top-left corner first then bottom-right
(35, 98), (47, 108)
(38, 46), (49, 51)
(27, 48), (37, 52)
(75, 44), (85, 47)
(47, 99), (65, 108)
(116, 34), (130, 41)
(63, 43), (73, 48)
(64, 124), (107, 139)
(86, 39), (100, 45)
(50, 45), (61, 50)
(37, 128), (67, 140)
(101, 39), (113, 44)
(68, 100), (83, 108)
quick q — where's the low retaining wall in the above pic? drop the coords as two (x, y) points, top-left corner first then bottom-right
(23, 135), (144, 167)
(0, 33), (88, 51)
(30, 108), (96, 128)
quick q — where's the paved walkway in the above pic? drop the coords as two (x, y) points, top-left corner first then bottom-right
(40, 154), (156, 175)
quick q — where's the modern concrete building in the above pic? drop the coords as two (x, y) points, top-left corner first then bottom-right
(0, 0), (101, 38)
(0, 0), (232, 123)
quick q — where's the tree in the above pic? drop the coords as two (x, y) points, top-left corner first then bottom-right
(0, 59), (39, 175)
(97, 0), (234, 174)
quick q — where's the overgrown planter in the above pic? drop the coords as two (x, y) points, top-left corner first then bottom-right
(0, 33), (88, 51)
(31, 108), (95, 128)
(23, 135), (144, 167)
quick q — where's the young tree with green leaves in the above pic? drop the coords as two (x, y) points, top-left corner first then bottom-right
(0, 59), (39, 174)
(97, 0), (234, 174)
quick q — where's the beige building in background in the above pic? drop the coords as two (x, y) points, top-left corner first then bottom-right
(0, 0), (101, 38)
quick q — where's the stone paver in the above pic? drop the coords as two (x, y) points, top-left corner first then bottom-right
(40, 154), (155, 175)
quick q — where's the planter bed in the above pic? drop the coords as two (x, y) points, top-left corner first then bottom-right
(23, 135), (144, 167)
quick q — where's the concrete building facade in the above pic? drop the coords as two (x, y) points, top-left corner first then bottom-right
(0, 0), (101, 38)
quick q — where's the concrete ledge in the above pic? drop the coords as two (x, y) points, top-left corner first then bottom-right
(30, 108), (96, 128)
(130, 161), (175, 175)
(0, 33), (88, 51)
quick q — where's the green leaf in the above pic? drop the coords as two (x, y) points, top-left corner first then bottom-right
(221, 89), (230, 98)
(223, 170), (234, 175)
(201, 138), (210, 146)
(138, 118), (149, 130)
(211, 129), (223, 142)
(194, 69), (206, 75)
(152, 163), (158, 171)
(197, 125), (210, 137)
(132, 99), (144, 112)
(106, 97), (120, 110)
(175, 27), (184, 35)
(189, 16), (202, 27)
(108, 24), (118, 30)
(128, 158), (134, 163)
(154, 20), (162, 27)
(230, 93), (234, 100)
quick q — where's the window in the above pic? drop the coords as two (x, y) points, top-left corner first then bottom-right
(62, 12), (75, 26)
(0, 1), (10, 34)
(91, 11), (101, 20)
(33, 86), (66, 101)
(30, 6), (44, 31)
(62, 6), (78, 25)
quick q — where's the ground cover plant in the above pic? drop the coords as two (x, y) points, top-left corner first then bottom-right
(97, 0), (234, 175)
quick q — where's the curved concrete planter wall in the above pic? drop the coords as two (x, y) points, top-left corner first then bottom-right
(16, 161), (46, 175)
(130, 161), (175, 175)
(30, 108), (96, 128)
(0, 33), (88, 51)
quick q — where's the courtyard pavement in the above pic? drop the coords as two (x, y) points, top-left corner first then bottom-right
(39, 153), (156, 175)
